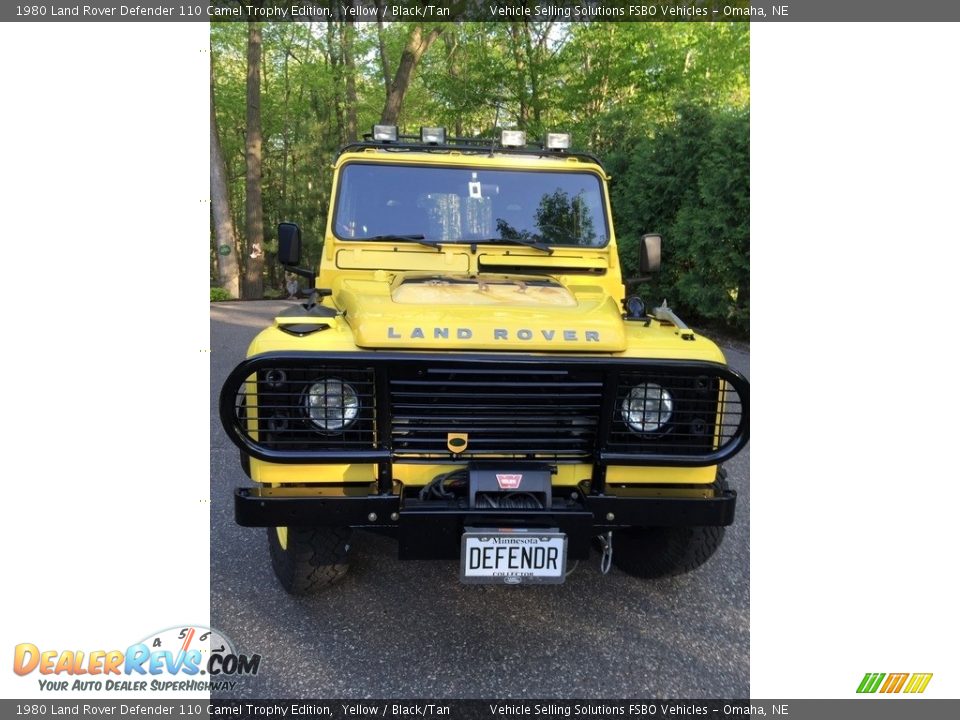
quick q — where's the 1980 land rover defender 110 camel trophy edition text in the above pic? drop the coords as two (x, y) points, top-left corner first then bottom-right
(219, 127), (750, 593)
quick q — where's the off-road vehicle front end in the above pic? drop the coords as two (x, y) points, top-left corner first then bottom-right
(219, 128), (749, 593)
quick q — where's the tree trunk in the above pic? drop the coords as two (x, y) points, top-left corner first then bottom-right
(326, 21), (345, 144)
(508, 22), (529, 128)
(380, 25), (443, 125)
(523, 21), (551, 129)
(342, 8), (358, 142)
(442, 31), (463, 137)
(210, 65), (240, 299)
(280, 32), (291, 211)
(374, 0), (390, 97)
(244, 20), (265, 300)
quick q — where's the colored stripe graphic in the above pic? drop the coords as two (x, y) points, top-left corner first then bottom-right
(857, 672), (933, 694)
(903, 673), (933, 694)
(880, 673), (909, 693)
(857, 673), (885, 693)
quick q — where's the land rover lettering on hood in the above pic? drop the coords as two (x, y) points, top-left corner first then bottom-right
(219, 127), (750, 593)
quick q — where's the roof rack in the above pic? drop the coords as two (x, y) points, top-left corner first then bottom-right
(336, 134), (605, 170)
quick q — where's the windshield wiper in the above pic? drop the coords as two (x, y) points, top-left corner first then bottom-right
(476, 236), (554, 254)
(361, 234), (443, 251)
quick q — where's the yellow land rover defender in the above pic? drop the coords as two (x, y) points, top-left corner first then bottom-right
(219, 127), (749, 593)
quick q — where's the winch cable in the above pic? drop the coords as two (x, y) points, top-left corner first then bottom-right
(419, 469), (468, 501)
(475, 492), (543, 509)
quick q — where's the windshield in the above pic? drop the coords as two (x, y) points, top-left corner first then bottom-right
(333, 163), (610, 247)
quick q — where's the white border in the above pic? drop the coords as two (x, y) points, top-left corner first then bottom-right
(0, 22), (210, 698)
(751, 22), (960, 697)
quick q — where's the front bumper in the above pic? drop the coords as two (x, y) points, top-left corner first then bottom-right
(235, 482), (736, 560)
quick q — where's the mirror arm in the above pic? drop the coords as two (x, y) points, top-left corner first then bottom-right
(283, 264), (316, 288)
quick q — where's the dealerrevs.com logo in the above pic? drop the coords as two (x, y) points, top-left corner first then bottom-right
(13, 626), (261, 692)
(857, 672), (933, 694)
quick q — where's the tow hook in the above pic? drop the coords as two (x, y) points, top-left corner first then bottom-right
(598, 531), (614, 575)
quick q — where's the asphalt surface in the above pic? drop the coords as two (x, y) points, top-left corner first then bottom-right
(210, 300), (750, 699)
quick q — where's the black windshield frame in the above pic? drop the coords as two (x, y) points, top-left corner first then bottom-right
(331, 161), (612, 249)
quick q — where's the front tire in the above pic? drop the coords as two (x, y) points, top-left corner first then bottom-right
(612, 526), (725, 579)
(267, 525), (352, 594)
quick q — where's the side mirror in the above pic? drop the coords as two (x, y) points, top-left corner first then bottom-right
(639, 233), (661, 273)
(278, 222), (302, 266)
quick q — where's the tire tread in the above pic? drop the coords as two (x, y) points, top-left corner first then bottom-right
(612, 525), (725, 579)
(268, 526), (351, 594)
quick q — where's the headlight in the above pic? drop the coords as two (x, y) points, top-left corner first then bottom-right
(621, 383), (673, 433)
(304, 378), (360, 433)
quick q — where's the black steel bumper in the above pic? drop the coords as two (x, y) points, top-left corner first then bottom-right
(235, 483), (736, 560)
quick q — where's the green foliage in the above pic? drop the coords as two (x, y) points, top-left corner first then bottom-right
(211, 21), (749, 334)
(210, 287), (233, 302)
(611, 106), (749, 334)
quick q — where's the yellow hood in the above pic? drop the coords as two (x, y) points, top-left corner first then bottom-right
(336, 273), (627, 352)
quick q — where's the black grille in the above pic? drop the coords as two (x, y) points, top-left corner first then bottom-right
(389, 367), (602, 459)
(219, 352), (749, 467)
(234, 365), (376, 452)
(607, 371), (744, 458)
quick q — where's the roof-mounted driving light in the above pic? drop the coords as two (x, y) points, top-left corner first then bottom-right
(372, 124), (398, 143)
(500, 130), (527, 147)
(420, 126), (446, 145)
(545, 132), (571, 150)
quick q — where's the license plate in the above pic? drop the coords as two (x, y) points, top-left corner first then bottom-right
(460, 529), (567, 584)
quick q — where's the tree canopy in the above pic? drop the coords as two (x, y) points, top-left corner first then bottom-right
(211, 20), (749, 334)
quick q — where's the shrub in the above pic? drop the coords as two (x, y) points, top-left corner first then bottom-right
(610, 106), (749, 336)
(210, 287), (233, 302)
